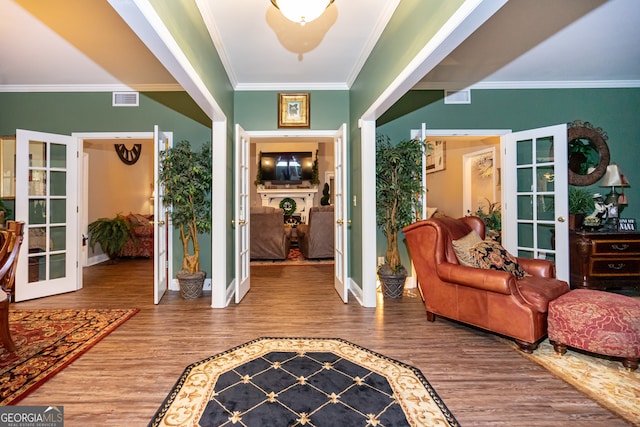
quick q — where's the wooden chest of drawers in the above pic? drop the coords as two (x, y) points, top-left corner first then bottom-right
(569, 230), (640, 291)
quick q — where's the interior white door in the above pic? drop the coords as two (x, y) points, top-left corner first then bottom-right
(153, 126), (170, 304)
(235, 124), (250, 303)
(333, 124), (348, 302)
(502, 124), (569, 281)
(15, 129), (79, 301)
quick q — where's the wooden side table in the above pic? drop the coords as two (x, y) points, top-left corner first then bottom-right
(569, 230), (640, 291)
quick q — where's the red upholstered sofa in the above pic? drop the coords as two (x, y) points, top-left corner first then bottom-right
(121, 214), (154, 258)
(403, 216), (570, 352)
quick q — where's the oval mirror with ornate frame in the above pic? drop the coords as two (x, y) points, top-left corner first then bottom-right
(567, 120), (610, 186)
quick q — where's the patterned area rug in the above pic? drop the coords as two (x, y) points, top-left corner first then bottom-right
(251, 248), (334, 266)
(150, 337), (459, 427)
(0, 308), (139, 405)
(506, 338), (640, 425)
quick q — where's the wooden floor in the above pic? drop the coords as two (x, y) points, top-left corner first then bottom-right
(13, 258), (632, 426)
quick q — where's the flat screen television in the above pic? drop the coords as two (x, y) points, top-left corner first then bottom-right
(259, 152), (313, 184)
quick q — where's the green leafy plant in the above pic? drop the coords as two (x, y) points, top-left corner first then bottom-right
(569, 186), (593, 214)
(254, 151), (264, 186)
(311, 149), (320, 186)
(376, 135), (426, 274)
(159, 140), (212, 274)
(320, 182), (331, 205)
(88, 215), (133, 260)
(471, 199), (502, 232)
(0, 197), (12, 219)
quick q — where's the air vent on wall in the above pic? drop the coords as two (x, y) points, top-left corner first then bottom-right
(444, 89), (471, 104)
(112, 92), (139, 107)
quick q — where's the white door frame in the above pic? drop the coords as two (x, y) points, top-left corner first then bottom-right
(462, 146), (497, 216)
(73, 131), (174, 294)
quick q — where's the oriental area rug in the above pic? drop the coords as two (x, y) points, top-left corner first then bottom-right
(0, 308), (139, 405)
(506, 338), (640, 425)
(251, 249), (334, 267)
(150, 337), (459, 427)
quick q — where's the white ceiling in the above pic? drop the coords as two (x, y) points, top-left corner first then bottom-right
(0, 0), (639, 93)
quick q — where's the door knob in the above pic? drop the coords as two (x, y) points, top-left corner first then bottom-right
(337, 219), (343, 225)
(152, 220), (165, 226)
(238, 219), (246, 225)
(557, 216), (566, 222)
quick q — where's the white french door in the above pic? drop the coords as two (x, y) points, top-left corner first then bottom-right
(333, 124), (348, 302)
(502, 124), (569, 281)
(234, 124), (251, 303)
(153, 126), (170, 304)
(15, 130), (79, 301)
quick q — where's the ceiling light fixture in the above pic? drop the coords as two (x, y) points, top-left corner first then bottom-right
(270, 0), (334, 26)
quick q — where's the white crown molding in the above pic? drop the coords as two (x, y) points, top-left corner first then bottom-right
(413, 80), (640, 90)
(234, 82), (349, 91)
(0, 83), (183, 93)
(345, 0), (401, 88)
(195, 0), (239, 89)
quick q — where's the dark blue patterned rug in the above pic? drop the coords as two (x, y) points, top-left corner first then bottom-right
(149, 337), (459, 427)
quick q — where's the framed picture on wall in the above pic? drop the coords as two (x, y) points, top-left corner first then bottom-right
(426, 140), (445, 174)
(278, 93), (310, 128)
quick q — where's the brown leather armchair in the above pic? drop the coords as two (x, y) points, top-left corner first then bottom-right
(250, 207), (291, 260)
(296, 206), (334, 259)
(403, 216), (569, 352)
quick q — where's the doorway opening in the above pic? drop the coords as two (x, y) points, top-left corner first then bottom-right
(249, 137), (335, 267)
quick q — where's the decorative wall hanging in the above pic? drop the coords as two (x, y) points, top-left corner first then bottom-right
(279, 197), (297, 215)
(567, 121), (610, 186)
(114, 143), (142, 165)
(278, 93), (310, 128)
(426, 140), (446, 174)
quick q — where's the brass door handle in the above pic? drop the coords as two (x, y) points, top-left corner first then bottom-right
(557, 216), (565, 222)
(337, 219), (343, 225)
(152, 220), (165, 226)
(238, 219), (246, 225)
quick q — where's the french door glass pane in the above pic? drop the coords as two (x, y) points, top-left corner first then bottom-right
(50, 171), (66, 196)
(50, 199), (66, 223)
(51, 226), (66, 251)
(517, 139), (532, 165)
(50, 254), (66, 280)
(29, 141), (46, 167)
(29, 200), (47, 224)
(50, 143), (66, 168)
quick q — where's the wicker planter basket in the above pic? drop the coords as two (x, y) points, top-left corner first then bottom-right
(177, 271), (205, 299)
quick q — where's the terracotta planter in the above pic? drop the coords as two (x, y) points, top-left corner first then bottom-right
(177, 271), (205, 299)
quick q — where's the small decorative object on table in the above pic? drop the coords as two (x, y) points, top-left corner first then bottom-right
(619, 218), (637, 231)
(582, 215), (602, 231)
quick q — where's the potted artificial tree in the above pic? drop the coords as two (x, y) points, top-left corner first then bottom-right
(159, 140), (212, 299)
(88, 214), (133, 262)
(376, 135), (425, 299)
(569, 186), (593, 230)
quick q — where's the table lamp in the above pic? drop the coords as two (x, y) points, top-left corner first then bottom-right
(599, 163), (628, 229)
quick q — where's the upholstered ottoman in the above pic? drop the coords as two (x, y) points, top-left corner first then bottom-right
(548, 289), (640, 370)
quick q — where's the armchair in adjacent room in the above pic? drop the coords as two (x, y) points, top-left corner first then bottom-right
(296, 206), (334, 259)
(403, 216), (569, 353)
(250, 206), (292, 260)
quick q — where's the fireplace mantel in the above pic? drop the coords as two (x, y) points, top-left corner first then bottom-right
(257, 187), (318, 223)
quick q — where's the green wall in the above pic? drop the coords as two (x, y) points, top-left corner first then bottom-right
(348, 0), (465, 288)
(377, 87), (640, 270)
(0, 91), (213, 278)
(234, 91), (349, 130)
(148, 0), (237, 286)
